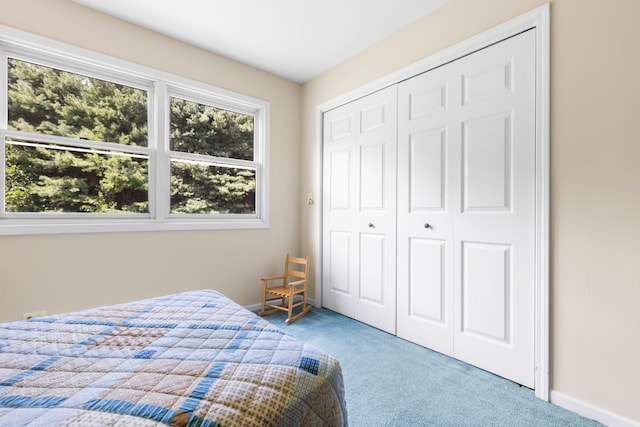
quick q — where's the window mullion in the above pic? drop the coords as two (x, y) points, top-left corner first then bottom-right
(0, 136), (5, 216)
(256, 105), (269, 224)
(0, 49), (6, 130)
(1, 50), (7, 215)
(154, 81), (169, 221)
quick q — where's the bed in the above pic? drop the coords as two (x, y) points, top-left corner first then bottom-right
(0, 290), (347, 426)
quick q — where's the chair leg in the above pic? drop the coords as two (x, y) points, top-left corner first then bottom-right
(258, 282), (278, 316)
(286, 292), (294, 322)
(285, 293), (312, 323)
(259, 282), (267, 315)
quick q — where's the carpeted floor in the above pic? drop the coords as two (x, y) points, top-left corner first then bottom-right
(264, 307), (602, 427)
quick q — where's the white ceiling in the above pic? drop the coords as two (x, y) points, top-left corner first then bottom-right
(73, 0), (448, 83)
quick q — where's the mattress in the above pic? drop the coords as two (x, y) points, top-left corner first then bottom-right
(0, 290), (347, 426)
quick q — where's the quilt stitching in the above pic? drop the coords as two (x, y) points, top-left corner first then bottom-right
(0, 290), (347, 426)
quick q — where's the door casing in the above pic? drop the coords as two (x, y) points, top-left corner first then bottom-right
(314, 4), (550, 400)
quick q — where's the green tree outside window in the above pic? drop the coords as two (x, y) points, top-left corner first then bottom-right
(5, 58), (256, 215)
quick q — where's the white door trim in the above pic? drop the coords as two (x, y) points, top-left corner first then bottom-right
(314, 3), (550, 400)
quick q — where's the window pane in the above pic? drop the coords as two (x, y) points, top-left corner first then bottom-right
(170, 97), (254, 160)
(5, 140), (148, 213)
(7, 58), (148, 146)
(170, 160), (255, 214)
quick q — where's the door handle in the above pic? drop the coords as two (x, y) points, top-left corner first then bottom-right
(368, 223), (375, 229)
(424, 223), (432, 229)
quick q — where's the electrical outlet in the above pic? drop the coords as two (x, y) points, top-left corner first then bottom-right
(22, 310), (47, 320)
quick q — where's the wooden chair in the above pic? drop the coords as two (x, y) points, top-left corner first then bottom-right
(259, 254), (311, 323)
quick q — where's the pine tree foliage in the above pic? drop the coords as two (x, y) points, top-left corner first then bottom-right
(5, 59), (256, 215)
(169, 98), (255, 214)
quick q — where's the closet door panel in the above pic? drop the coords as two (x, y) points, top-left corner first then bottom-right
(461, 241), (511, 341)
(462, 112), (512, 211)
(397, 65), (456, 355)
(360, 143), (385, 210)
(328, 149), (352, 211)
(410, 128), (447, 211)
(359, 233), (385, 304)
(409, 238), (446, 323)
(353, 87), (397, 334)
(323, 105), (359, 317)
(325, 230), (354, 316)
(323, 86), (397, 334)
(453, 30), (536, 388)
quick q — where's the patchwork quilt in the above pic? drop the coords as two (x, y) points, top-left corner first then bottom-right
(0, 290), (347, 426)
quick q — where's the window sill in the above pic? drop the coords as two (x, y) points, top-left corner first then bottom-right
(0, 217), (269, 235)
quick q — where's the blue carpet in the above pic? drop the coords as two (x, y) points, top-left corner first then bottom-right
(264, 307), (602, 427)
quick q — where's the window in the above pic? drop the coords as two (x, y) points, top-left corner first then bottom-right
(0, 27), (269, 235)
(6, 58), (150, 215)
(168, 95), (256, 215)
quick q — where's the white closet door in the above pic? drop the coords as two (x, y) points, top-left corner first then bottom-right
(397, 30), (536, 387)
(397, 63), (457, 356)
(322, 86), (397, 334)
(453, 30), (536, 388)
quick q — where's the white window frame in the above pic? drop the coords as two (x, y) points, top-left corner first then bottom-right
(0, 25), (269, 235)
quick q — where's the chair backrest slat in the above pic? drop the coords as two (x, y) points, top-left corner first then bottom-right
(284, 254), (309, 284)
(286, 270), (307, 278)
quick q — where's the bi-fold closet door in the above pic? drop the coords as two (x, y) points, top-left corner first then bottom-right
(396, 30), (536, 388)
(323, 30), (536, 388)
(322, 86), (397, 334)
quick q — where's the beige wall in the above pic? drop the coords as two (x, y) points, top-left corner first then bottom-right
(300, 0), (640, 422)
(0, 0), (302, 319)
(2, 0), (639, 423)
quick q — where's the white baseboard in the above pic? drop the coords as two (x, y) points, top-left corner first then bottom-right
(244, 302), (262, 313)
(550, 390), (640, 427)
(245, 298), (317, 314)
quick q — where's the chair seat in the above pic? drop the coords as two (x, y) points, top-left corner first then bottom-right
(266, 286), (305, 297)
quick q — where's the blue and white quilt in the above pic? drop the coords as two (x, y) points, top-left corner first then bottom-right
(0, 290), (347, 426)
